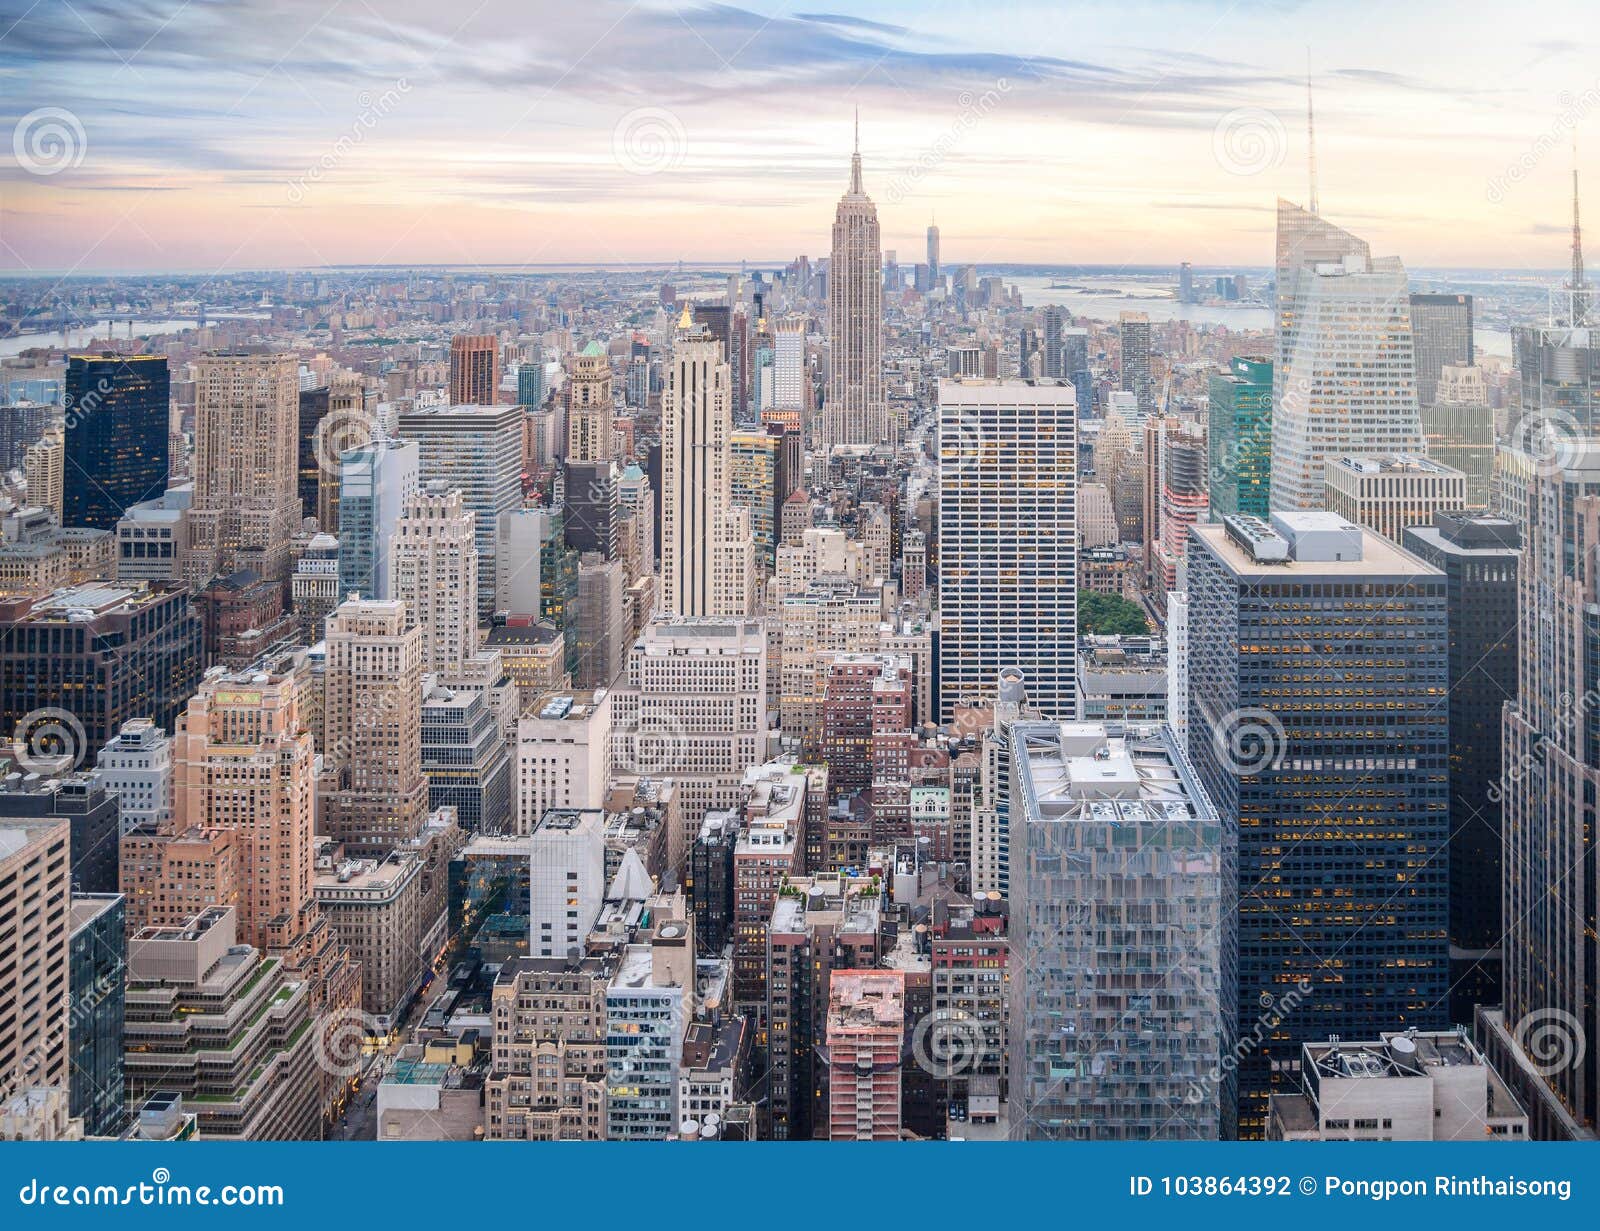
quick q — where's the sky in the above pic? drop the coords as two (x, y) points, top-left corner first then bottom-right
(1, 0), (1597, 274)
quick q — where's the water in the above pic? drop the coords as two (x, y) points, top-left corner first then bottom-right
(1008, 275), (1272, 331)
(0, 315), (269, 359)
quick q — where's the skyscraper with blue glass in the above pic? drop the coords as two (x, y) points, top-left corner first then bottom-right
(62, 353), (169, 530)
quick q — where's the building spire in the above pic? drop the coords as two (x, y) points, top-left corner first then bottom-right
(1306, 47), (1320, 216)
(1572, 135), (1588, 323)
(849, 109), (863, 195)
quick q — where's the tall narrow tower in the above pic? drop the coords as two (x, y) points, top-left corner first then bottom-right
(823, 115), (888, 450)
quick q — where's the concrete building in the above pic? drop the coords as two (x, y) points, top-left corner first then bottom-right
(825, 970), (905, 1140)
(0, 773), (120, 896)
(1324, 453), (1467, 544)
(1074, 635), (1167, 722)
(0, 816), (70, 1104)
(392, 482), (478, 676)
(1268, 1031), (1526, 1142)
(528, 807), (607, 958)
(1008, 721), (1227, 1140)
(290, 531), (340, 639)
(938, 379), (1077, 720)
(485, 954), (610, 1140)
(91, 717), (172, 837)
(421, 680), (513, 835)
(112, 484), (190, 587)
(516, 689), (612, 835)
(448, 333), (500, 407)
(822, 127), (888, 449)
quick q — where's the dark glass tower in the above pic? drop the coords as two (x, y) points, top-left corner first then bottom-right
(1402, 512), (1519, 1024)
(62, 353), (169, 530)
(68, 894), (126, 1137)
(1207, 356), (1273, 519)
(1187, 512), (1449, 1137)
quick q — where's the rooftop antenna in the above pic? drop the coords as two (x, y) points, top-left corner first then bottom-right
(1306, 47), (1320, 216)
(849, 107), (863, 195)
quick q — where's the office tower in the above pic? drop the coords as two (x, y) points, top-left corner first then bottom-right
(1267, 1033), (1528, 1141)
(1153, 423), (1208, 596)
(937, 379), (1077, 721)
(823, 122), (888, 449)
(297, 385), (330, 519)
(66, 894), (125, 1137)
(1481, 443), (1600, 1140)
(0, 815), (69, 1106)
(170, 664), (315, 949)
(777, 577), (882, 748)
(564, 458), (619, 559)
(1274, 197), (1370, 296)
(1008, 720), (1227, 1140)
(529, 808), (607, 957)
(661, 322), (753, 617)
(1039, 305), (1066, 378)
(420, 684), (512, 834)
(91, 717), (172, 836)
(1324, 453), (1466, 544)
(123, 907), (322, 1140)
(772, 318), (808, 419)
(572, 555), (627, 689)
(495, 507), (554, 620)
(313, 819), (455, 1029)
(320, 597), (429, 854)
(291, 531), (340, 639)
(1018, 327), (1042, 378)
(1423, 364), (1495, 508)
(1271, 211), (1423, 509)
(113, 485), (190, 586)
(314, 375), (370, 535)
(901, 528), (926, 602)
(186, 352), (301, 586)
(516, 689), (612, 834)
(0, 582), (202, 764)
(692, 304), (731, 359)
(1074, 635), (1168, 722)
(1118, 311), (1154, 414)
(730, 429), (779, 570)
(1187, 512), (1448, 1137)
(193, 567), (298, 670)
(969, 669), (1042, 896)
(391, 482), (478, 677)
(449, 333), (500, 406)
(0, 774), (117, 895)
(564, 342), (613, 462)
(1409, 292), (1475, 408)
(517, 359), (546, 409)
(689, 811), (737, 953)
(1166, 590), (1189, 743)
(612, 617), (767, 828)
(1207, 356), (1273, 518)
(1402, 512), (1519, 1020)
(398, 404), (523, 618)
(926, 220), (940, 285)
(605, 937), (690, 1141)
(825, 970), (905, 1140)
(1, 400), (57, 475)
(1179, 261), (1195, 304)
(62, 354), (169, 531)
(23, 428), (62, 520)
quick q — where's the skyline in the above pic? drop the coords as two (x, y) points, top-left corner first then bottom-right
(4, 0), (1600, 273)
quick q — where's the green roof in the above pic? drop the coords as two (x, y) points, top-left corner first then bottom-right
(581, 340), (605, 356)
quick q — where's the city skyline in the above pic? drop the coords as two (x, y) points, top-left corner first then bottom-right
(4, 0), (1600, 273)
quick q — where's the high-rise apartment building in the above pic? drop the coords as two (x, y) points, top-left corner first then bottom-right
(391, 482), (478, 677)
(824, 970), (904, 1140)
(1270, 208), (1423, 510)
(398, 404), (523, 618)
(1187, 512), (1449, 1137)
(449, 333), (500, 406)
(23, 428), (62, 521)
(1118, 311), (1153, 415)
(823, 125), (888, 449)
(186, 352), (302, 585)
(62, 353), (169, 531)
(0, 816), (70, 1104)
(937, 379), (1077, 721)
(1008, 720), (1227, 1140)
(320, 597), (429, 854)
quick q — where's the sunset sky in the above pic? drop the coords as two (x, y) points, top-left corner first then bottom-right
(2, 0), (1596, 274)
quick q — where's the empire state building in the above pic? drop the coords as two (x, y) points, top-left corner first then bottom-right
(822, 116), (888, 449)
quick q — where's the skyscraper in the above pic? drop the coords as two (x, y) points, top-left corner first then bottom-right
(0, 816), (70, 1105)
(186, 351), (302, 586)
(1402, 511), (1519, 1021)
(1187, 512), (1448, 1137)
(449, 333), (500, 406)
(1270, 206), (1423, 510)
(1409, 292), (1475, 409)
(1207, 356), (1273, 518)
(1422, 364), (1495, 508)
(937, 378), (1077, 721)
(1008, 720), (1228, 1140)
(822, 119), (888, 449)
(563, 342), (612, 462)
(1480, 443), (1600, 1139)
(62, 353), (170, 532)
(926, 220), (940, 286)
(398, 404), (523, 618)
(1118, 311), (1154, 415)
(336, 436), (419, 600)
(661, 318), (753, 618)
(391, 482), (478, 677)
(320, 597), (429, 855)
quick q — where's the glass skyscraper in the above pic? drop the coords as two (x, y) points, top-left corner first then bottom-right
(1207, 357), (1272, 519)
(68, 893), (126, 1138)
(62, 353), (170, 530)
(1187, 512), (1449, 1137)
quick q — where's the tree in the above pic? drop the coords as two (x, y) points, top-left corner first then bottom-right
(1079, 591), (1150, 636)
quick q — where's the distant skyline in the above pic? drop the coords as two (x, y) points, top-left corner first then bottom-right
(3, 0), (1598, 274)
